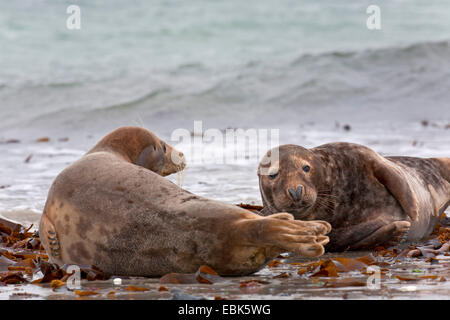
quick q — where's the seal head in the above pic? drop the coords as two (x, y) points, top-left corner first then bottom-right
(258, 145), (325, 220)
(87, 126), (186, 176)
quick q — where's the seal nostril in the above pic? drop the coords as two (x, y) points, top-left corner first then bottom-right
(288, 188), (297, 201)
(296, 186), (303, 201)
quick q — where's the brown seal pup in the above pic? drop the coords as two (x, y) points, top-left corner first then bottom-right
(39, 126), (331, 276)
(258, 142), (450, 251)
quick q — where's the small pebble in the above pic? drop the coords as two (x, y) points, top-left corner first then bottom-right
(171, 288), (206, 300)
(399, 285), (417, 292)
(113, 278), (122, 286)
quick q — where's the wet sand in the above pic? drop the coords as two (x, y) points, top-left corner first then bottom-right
(2, 250), (449, 300)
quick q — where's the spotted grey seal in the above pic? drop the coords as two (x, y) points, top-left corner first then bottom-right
(258, 142), (449, 251)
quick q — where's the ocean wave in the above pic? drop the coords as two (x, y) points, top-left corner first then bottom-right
(2, 39), (449, 138)
(187, 39), (450, 119)
(87, 87), (171, 114)
(291, 39), (450, 66)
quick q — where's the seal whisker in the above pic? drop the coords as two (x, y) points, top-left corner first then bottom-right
(316, 193), (339, 199)
(314, 197), (336, 213)
(314, 193), (338, 212)
(316, 195), (337, 204)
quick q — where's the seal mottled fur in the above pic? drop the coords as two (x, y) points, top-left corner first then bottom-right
(39, 127), (331, 276)
(258, 142), (449, 251)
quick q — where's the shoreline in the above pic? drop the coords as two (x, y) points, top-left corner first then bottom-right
(1, 212), (449, 300)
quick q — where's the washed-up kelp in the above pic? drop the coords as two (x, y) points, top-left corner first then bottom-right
(0, 217), (108, 288)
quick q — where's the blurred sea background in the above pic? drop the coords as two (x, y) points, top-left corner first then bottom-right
(0, 0), (449, 225)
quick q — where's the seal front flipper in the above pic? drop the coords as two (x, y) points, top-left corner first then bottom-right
(326, 219), (411, 251)
(349, 221), (411, 250)
(39, 214), (62, 263)
(258, 206), (273, 216)
(433, 157), (450, 182)
(371, 156), (419, 221)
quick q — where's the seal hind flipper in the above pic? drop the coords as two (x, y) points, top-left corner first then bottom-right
(39, 214), (61, 261)
(372, 158), (419, 221)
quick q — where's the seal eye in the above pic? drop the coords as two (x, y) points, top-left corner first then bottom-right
(162, 143), (167, 153)
(302, 165), (311, 173)
(269, 172), (278, 179)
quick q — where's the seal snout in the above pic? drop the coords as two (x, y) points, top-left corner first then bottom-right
(288, 185), (303, 202)
(174, 151), (186, 170)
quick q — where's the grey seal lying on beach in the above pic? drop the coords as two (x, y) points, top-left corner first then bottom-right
(39, 127), (330, 276)
(258, 142), (449, 251)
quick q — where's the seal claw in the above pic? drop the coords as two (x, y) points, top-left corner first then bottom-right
(39, 213), (62, 261)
